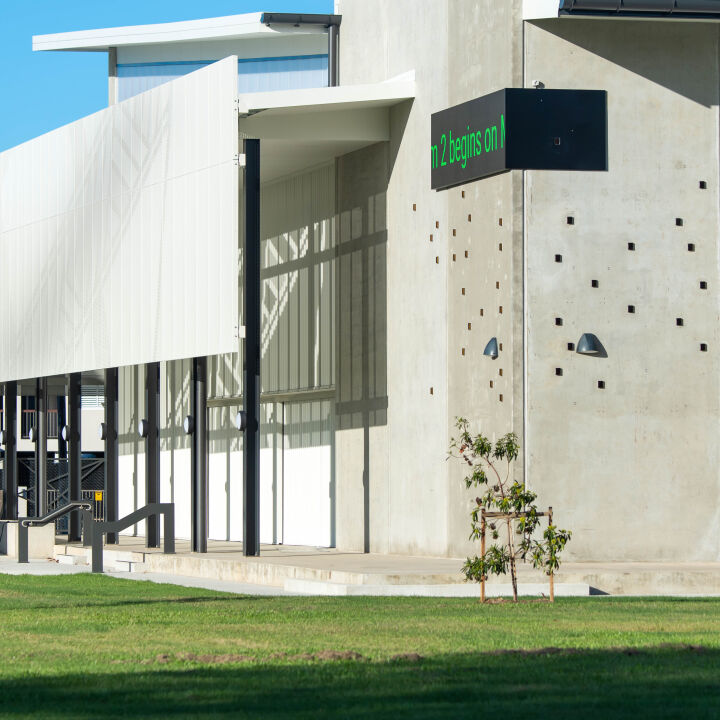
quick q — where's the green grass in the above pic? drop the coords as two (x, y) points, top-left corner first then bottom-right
(0, 575), (719, 718)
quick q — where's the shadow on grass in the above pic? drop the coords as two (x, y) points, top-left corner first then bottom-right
(2, 646), (720, 720)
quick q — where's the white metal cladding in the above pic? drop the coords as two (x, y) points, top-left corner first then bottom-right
(260, 163), (335, 393)
(0, 56), (239, 383)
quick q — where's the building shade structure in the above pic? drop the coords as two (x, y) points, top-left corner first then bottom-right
(0, 56), (239, 382)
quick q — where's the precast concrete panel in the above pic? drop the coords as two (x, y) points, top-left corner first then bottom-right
(0, 56), (239, 383)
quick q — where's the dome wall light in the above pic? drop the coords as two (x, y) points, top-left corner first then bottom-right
(483, 337), (499, 359)
(99, 422), (107, 441)
(28, 427), (37, 443)
(0, 430), (6, 446)
(138, 419), (149, 438)
(576, 333), (603, 356)
(183, 415), (195, 435)
(61, 425), (71, 442)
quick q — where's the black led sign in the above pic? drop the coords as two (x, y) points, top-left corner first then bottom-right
(430, 89), (608, 190)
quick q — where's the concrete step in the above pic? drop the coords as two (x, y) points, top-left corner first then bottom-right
(284, 579), (590, 597)
(56, 554), (87, 566)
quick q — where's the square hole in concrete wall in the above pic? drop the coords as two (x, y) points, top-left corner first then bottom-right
(499, 306), (503, 314)
(499, 218), (503, 227)
(676, 318), (684, 326)
(435, 221), (439, 229)
(701, 343), (708, 352)
(465, 250), (469, 258)
(453, 229), (457, 237)
(598, 381), (605, 389)
(462, 288), (466, 295)
(555, 368), (563, 376)
(567, 342), (575, 351)
(489, 380), (494, 388)
(435, 257), (439, 264)
(591, 279), (599, 288)
(676, 218), (684, 227)
(496, 281), (500, 289)
(700, 281), (708, 289)
(498, 366), (503, 374)
(462, 190), (465, 198)
(461, 348), (465, 356)
(628, 305), (635, 313)
(430, 387), (434, 395)
(700, 181), (707, 189)
(567, 216), (575, 225)
(467, 322), (472, 330)
(413, 204), (416, 211)
(499, 243), (503, 251)
(555, 317), (563, 326)
(468, 214), (472, 222)
(555, 254), (562, 263)
(628, 242), (635, 251)
(688, 244), (695, 252)
(452, 254), (456, 262)
(480, 308), (484, 316)
(499, 394), (504, 402)
(430, 234), (433, 242)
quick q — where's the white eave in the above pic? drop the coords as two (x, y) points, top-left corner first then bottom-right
(238, 73), (416, 182)
(32, 12), (324, 52)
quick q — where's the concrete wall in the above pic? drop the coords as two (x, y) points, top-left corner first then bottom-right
(524, 19), (720, 562)
(336, 0), (525, 557)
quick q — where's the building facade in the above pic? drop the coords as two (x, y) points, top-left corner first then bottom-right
(1, 1), (719, 562)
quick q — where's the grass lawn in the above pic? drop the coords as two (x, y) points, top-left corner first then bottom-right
(0, 575), (719, 719)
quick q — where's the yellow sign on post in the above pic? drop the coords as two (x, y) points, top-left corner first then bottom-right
(94, 491), (103, 502)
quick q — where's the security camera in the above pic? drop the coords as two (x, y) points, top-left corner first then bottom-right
(532, 80), (545, 89)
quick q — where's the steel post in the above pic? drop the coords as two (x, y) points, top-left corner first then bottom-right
(3, 382), (17, 520)
(145, 362), (160, 548)
(191, 357), (208, 553)
(243, 139), (261, 557)
(104, 368), (119, 543)
(35, 378), (47, 518)
(67, 373), (82, 541)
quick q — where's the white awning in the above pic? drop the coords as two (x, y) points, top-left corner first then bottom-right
(238, 73), (415, 182)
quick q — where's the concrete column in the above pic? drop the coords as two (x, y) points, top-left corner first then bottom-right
(145, 362), (160, 548)
(67, 373), (81, 541)
(104, 368), (119, 544)
(191, 357), (208, 553)
(3, 382), (17, 520)
(35, 378), (47, 518)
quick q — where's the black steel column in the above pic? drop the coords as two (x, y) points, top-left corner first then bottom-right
(145, 362), (160, 548)
(243, 138), (261, 557)
(35, 378), (47, 518)
(191, 357), (208, 553)
(104, 368), (119, 544)
(56, 396), (67, 459)
(67, 373), (82, 541)
(3, 382), (17, 519)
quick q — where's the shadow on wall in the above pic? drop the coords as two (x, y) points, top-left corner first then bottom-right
(532, 18), (719, 108)
(336, 142), (390, 435)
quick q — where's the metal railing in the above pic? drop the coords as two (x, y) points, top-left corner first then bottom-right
(14, 501), (93, 563)
(21, 409), (59, 439)
(82, 503), (175, 574)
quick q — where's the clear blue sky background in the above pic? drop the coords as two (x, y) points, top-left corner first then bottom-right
(0, 1), (333, 152)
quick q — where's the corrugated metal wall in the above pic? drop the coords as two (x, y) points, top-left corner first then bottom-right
(261, 163), (336, 393)
(0, 57), (239, 383)
(118, 55), (329, 102)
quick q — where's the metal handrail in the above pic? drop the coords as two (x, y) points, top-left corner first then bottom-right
(82, 503), (174, 574)
(12, 501), (92, 563)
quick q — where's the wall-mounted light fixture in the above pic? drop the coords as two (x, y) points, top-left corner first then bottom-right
(0, 430), (6, 445)
(138, 419), (149, 438)
(483, 337), (499, 359)
(99, 422), (107, 441)
(183, 416), (194, 435)
(236, 411), (247, 432)
(28, 427), (37, 443)
(576, 333), (602, 355)
(61, 425), (71, 442)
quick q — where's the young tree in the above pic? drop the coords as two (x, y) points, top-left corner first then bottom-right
(449, 418), (572, 602)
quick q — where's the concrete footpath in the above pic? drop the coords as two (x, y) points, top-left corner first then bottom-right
(0, 558), (295, 595)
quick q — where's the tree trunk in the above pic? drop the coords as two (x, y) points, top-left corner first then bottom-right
(507, 518), (518, 602)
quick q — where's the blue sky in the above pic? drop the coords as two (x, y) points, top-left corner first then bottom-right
(0, 1), (333, 152)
